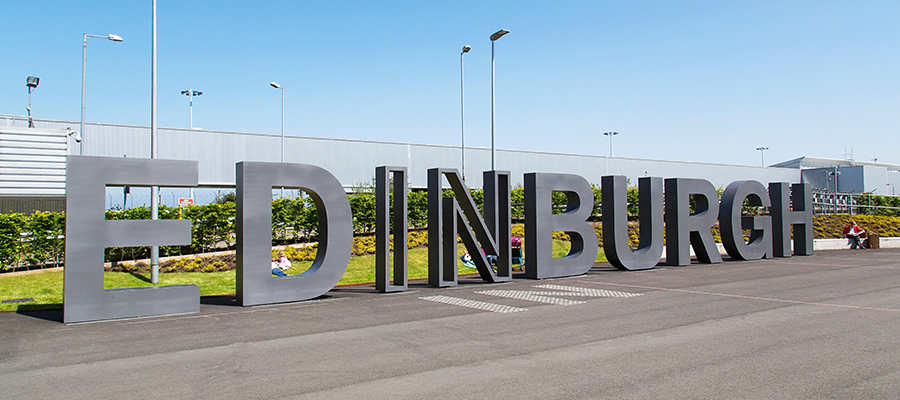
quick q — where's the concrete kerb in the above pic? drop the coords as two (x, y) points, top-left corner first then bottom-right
(102, 242), (317, 270)
(660, 237), (899, 258)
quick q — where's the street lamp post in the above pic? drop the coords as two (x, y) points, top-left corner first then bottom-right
(151, 0), (160, 284)
(828, 168), (841, 214)
(181, 89), (202, 202)
(756, 146), (769, 167)
(181, 89), (202, 129)
(603, 131), (618, 157)
(270, 82), (285, 197)
(490, 29), (509, 171)
(460, 45), (471, 180)
(81, 33), (123, 155)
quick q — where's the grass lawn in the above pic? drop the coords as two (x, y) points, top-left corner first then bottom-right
(0, 240), (606, 312)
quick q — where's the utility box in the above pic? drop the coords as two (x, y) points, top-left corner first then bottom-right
(867, 233), (880, 249)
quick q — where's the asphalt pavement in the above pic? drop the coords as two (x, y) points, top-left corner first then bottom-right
(2, 249), (900, 399)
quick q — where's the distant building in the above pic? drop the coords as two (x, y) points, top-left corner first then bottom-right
(771, 156), (900, 195)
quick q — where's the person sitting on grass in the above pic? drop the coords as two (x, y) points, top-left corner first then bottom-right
(459, 249), (498, 269)
(271, 250), (292, 277)
(276, 250), (291, 270)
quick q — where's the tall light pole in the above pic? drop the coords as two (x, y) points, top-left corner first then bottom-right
(182, 89), (202, 202)
(829, 168), (841, 214)
(150, 0), (160, 284)
(755, 146), (769, 167)
(603, 131), (618, 157)
(181, 89), (202, 129)
(460, 45), (471, 180)
(81, 33), (123, 155)
(271, 82), (285, 197)
(26, 76), (39, 128)
(490, 29), (509, 171)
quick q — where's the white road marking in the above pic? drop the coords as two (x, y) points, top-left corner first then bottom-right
(420, 284), (642, 313)
(534, 284), (644, 298)
(419, 295), (527, 313)
(475, 290), (586, 306)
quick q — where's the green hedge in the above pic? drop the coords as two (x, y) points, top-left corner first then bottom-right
(0, 211), (65, 270)
(4, 185), (898, 270)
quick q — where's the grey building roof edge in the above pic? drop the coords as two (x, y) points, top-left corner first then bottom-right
(3, 114), (789, 171)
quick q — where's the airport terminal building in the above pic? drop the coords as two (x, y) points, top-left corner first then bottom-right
(2, 114), (898, 213)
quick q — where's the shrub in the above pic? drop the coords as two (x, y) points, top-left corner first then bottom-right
(0, 213), (26, 270)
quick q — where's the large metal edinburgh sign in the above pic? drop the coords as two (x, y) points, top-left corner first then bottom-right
(64, 156), (813, 323)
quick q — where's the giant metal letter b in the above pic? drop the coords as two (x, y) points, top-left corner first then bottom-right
(524, 173), (598, 279)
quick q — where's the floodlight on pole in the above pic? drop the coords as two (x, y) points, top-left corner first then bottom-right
(460, 44), (471, 180)
(26, 76), (39, 128)
(755, 146), (769, 167)
(603, 131), (618, 157)
(181, 89), (203, 129)
(490, 29), (509, 171)
(81, 32), (123, 155)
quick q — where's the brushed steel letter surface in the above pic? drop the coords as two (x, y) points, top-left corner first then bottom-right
(769, 182), (814, 257)
(602, 176), (664, 270)
(427, 168), (512, 287)
(720, 180), (772, 260)
(524, 173), (598, 279)
(664, 178), (723, 266)
(236, 162), (352, 306)
(64, 156), (199, 324)
(375, 166), (408, 292)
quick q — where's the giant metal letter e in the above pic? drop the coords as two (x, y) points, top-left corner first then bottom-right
(64, 156), (199, 324)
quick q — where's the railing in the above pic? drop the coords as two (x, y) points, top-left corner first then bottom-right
(812, 189), (900, 216)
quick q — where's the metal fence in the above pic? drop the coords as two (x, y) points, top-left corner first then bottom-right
(812, 189), (900, 216)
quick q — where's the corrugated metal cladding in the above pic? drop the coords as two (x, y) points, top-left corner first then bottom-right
(0, 126), (69, 196)
(3, 115), (800, 191)
(0, 197), (65, 214)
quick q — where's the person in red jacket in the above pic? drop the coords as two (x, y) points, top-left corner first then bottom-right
(845, 221), (866, 249)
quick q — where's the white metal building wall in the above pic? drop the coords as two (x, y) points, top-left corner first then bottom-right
(0, 126), (69, 196)
(2, 115), (800, 191)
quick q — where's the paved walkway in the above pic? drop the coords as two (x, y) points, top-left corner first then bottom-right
(3, 249), (900, 399)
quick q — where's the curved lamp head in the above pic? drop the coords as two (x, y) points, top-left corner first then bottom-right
(107, 34), (123, 42)
(461, 45), (471, 54)
(490, 29), (510, 41)
(270, 82), (282, 89)
(67, 128), (82, 143)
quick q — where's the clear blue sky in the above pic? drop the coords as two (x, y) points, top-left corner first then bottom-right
(2, 0), (898, 167)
